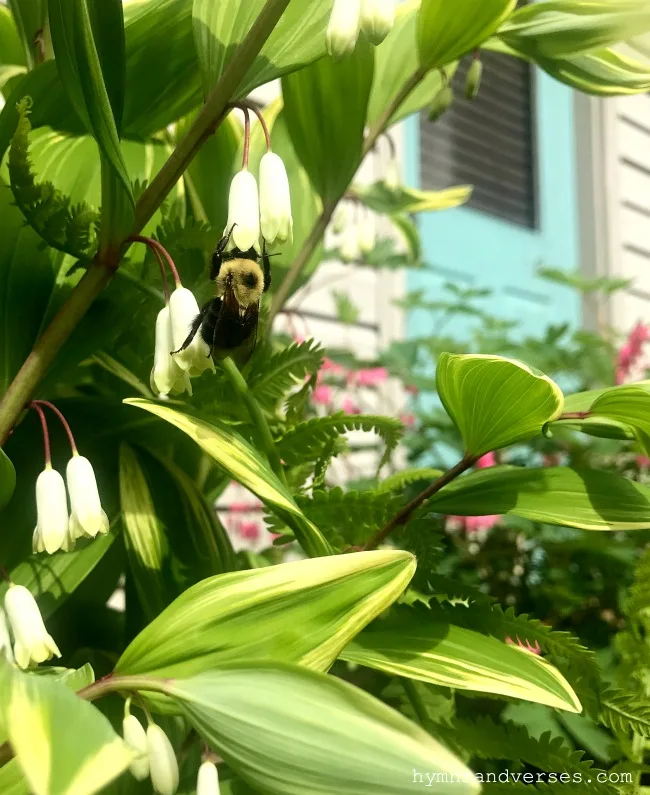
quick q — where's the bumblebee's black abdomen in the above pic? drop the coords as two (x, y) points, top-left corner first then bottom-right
(198, 297), (257, 352)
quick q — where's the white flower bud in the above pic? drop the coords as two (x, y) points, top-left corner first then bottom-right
(197, 761), (220, 795)
(340, 225), (361, 263)
(331, 202), (351, 235)
(259, 152), (293, 247)
(4, 584), (60, 669)
(147, 723), (179, 795)
(66, 455), (110, 540)
(32, 468), (69, 555)
(359, 210), (376, 253)
(169, 287), (215, 377)
(360, 0), (395, 45)
(0, 608), (14, 664)
(123, 714), (149, 781)
(151, 306), (192, 398)
(224, 170), (261, 253)
(326, 0), (361, 58)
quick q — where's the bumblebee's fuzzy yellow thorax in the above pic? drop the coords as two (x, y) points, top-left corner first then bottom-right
(216, 259), (264, 307)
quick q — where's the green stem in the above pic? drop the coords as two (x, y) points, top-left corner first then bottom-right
(0, 263), (115, 445)
(363, 455), (478, 551)
(402, 678), (429, 726)
(77, 673), (170, 702)
(133, 0), (292, 233)
(221, 356), (288, 487)
(0, 0), (292, 447)
(268, 66), (427, 326)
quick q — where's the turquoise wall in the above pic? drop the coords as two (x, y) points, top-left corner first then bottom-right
(404, 69), (581, 341)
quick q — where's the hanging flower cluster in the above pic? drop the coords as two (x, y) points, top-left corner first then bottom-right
(30, 401), (108, 555)
(326, 0), (395, 57)
(123, 701), (220, 795)
(224, 104), (293, 253)
(331, 200), (378, 264)
(2, 583), (60, 669)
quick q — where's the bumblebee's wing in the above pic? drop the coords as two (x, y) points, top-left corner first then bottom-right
(232, 302), (259, 367)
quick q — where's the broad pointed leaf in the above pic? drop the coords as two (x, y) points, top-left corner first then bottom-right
(166, 663), (479, 795)
(428, 465), (650, 531)
(123, 399), (332, 557)
(418, 0), (516, 70)
(283, 38), (374, 203)
(1, 662), (134, 795)
(340, 610), (581, 713)
(590, 386), (650, 455)
(116, 551), (415, 678)
(436, 353), (564, 457)
(0, 449), (15, 512)
(352, 182), (472, 215)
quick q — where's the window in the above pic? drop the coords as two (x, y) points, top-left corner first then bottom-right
(419, 51), (537, 229)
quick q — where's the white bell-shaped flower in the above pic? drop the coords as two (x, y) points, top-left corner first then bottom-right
(0, 608), (14, 664)
(67, 454), (110, 540)
(151, 306), (192, 398)
(33, 467), (69, 555)
(123, 713), (150, 781)
(340, 224), (361, 263)
(224, 170), (261, 253)
(360, 0), (395, 45)
(197, 761), (220, 795)
(169, 287), (215, 377)
(384, 156), (401, 191)
(259, 152), (293, 247)
(331, 202), (351, 234)
(4, 584), (60, 669)
(326, 0), (361, 58)
(147, 723), (179, 795)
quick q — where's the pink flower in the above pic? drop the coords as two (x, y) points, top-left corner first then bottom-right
(400, 412), (416, 427)
(312, 385), (332, 405)
(321, 358), (347, 377)
(448, 514), (500, 533)
(341, 397), (361, 415)
(476, 452), (496, 468)
(616, 323), (650, 384)
(405, 384), (419, 396)
(237, 520), (261, 541)
(228, 501), (251, 513)
(506, 636), (542, 655)
(356, 367), (388, 387)
(637, 455), (650, 469)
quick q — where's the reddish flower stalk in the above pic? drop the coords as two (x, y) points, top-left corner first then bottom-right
(30, 402), (51, 467)
(32, 400), (78, 454)
(129, 236), (181, 290)
(241, 106), (251, 169)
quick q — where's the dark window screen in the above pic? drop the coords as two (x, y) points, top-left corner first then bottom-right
(419, 51), (537, 229)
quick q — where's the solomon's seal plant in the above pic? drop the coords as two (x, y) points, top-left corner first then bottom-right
(0, 1), (650, 794)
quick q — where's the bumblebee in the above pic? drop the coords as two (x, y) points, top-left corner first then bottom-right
(173, 225), (271, 365)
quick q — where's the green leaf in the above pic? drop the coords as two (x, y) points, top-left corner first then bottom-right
(192, 0), (332, 98)
(498, 0), (650, 60)
(48, 0), (134, 242)
(123, 399), (332, 557)
(0, 182), (55, 393)
(436, 353), (564, 457)
(0, 449), (16, 512)
(283, 38), (374, 203)
(535, 46), (650, 95)
(165, 663), (479, 795)
(119, 443), (170, 620)
(369, 2), (452, 127)
(0, 5), (28, 67)
(427, 465), (650, 531)
(418, 0), (516, 70)
(0, 530), (116, 620)
(341, 609), (581, 712)
(116, 551), (415, 708)
(590, 385), (650, 454)
(0, 759), (28, 795)
(7, 0), (44, 68)
(2, 662), (134, 795)
(352, 182), (472, 215)
(277, 412), (404, 469)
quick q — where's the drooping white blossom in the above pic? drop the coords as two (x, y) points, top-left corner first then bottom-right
(151, 305), (192, 397)
(67, 454), (110, 540)
(326, 0), (361, 58)
(32, 467), (69, 555)
(224, 170), (261, 253)
(169, 287), (215, 377)
(4, 584), (61, 669)
(147, 723), (179, 795)
(360, 0), (395, 45)
(259, 152), (293, 246)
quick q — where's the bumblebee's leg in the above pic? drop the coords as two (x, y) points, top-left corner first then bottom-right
(170, 301), (210, 355)
(210, 224), (237, 281)
(261, 241), (272, 292)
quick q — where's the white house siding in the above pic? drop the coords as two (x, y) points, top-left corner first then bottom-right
(581, 94), (650, 331)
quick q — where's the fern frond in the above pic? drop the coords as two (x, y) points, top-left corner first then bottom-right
(436, 717), (616, 795)
(250, 339), (325, 408)
(9, 97), (99, 258)
(624, 544), (650, 618)
(276, 412), (404, 467)
(285, 372), (318, 426)
(600, 688), (650, 738)
(375, 467), (444, 494)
